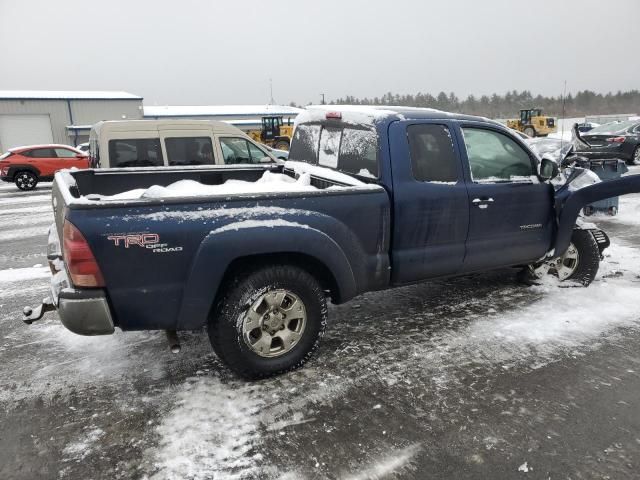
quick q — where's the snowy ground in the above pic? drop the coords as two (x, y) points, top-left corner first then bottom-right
(1, 172), (640, 479)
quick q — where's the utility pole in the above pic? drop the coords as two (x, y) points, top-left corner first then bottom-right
(269, 78), (275, 105)
(320, 93), (325, 105)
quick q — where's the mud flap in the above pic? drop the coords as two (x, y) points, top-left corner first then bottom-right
(554, 175), (640, 256)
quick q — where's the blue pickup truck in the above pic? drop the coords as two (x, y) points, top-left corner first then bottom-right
(25, 106), (640, 378)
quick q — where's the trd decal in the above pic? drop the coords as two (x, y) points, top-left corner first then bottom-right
(107, 234), (160, 247)
(107, 233), (183, 253)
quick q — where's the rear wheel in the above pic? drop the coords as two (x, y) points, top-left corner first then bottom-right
(15, 171), (38, 191)
(208, 264), (327, 379)
(523, 126), (536, 137)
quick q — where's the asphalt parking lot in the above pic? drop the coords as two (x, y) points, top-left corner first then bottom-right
(1, 176), (640, 480)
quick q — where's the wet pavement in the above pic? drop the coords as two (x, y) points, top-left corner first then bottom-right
(1, 176), (640, 479)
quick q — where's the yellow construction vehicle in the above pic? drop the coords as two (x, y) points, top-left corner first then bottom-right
(506, 108), (557, 137)
(247, 116), (294, 151)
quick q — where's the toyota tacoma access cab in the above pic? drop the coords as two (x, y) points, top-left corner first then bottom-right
(24, 106), (640, 379)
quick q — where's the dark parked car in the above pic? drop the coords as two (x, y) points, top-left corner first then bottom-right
(575, 120), (640, 165)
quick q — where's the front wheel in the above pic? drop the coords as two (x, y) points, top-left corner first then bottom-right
(521, 230), (601, 286)
(209, 265), (327, 379)
(15, 171), (38, 191)
(523, 126), (536, 137)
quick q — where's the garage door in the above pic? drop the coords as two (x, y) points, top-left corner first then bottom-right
(0, 114), (53, 151)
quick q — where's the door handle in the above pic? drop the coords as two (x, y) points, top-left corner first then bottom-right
(472, 197), (494, 209)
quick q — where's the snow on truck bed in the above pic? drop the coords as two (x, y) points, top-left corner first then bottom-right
(76, 161), (379, 202)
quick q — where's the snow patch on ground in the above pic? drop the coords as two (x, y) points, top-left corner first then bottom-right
(149, 376), (265, 480)
(342, 443), (421, 480)
(0, 265), (50, 283)
(62, 427), (105, 461)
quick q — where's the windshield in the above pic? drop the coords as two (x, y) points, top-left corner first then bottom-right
(586, 120), (638, 135)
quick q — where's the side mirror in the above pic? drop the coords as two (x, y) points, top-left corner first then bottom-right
(75, 153), (87, 158)
(539, 157), (559, 180)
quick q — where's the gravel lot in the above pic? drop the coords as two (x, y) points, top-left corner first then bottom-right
(1, 173), (640, 479)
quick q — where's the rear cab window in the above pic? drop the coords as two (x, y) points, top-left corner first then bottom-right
(108, 139), (164, 168)
(289, 123), (379, 179)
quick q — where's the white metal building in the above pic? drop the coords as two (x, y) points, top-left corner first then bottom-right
(0, 90), (143, 151)
(143, 105), (302, 131)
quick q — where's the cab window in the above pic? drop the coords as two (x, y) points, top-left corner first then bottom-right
(318, 127), (342, 168)
(461, 128), (535, 182)
(407, 124), (458, 182)
(289, 125), (321, 164)
(339, 128), (379, 178)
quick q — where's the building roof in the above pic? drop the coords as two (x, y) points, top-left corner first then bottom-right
(0, 90), (142, 100)
(143, 104), (302, 118)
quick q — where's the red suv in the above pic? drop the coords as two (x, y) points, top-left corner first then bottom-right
(0, 144), (89, 190)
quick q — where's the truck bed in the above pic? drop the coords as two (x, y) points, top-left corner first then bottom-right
(51, 162), (391, 332)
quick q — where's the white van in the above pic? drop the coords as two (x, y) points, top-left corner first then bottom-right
(89, 120), (277, 168)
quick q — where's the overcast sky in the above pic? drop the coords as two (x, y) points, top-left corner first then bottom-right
(1, 0), (638, 106)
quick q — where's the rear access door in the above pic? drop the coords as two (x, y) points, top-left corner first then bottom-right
(389, 120), (470, 284)
(455, 123), (554, 272)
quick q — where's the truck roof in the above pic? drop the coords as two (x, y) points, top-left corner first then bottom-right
(297, 104), (499, 127)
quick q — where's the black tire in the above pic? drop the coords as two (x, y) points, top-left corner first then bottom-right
(565, 230), (600, 286)
(15, 171), (38, 191)
(629, 146), (640, 166)
(523, 126), (536, 137)
(273, 140), (290, 151)
(209, 264), (327, 379)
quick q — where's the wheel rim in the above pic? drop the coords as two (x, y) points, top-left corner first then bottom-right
(553, 243), (580, 280)
(633, 147), (640, 165)
(17, 173), (35, 189)
(242, 289), (307, 358)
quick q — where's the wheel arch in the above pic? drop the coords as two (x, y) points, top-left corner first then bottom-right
(175, 224), (357, 330)
(8, 164), (41, 179)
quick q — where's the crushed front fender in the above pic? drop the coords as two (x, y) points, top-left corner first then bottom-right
(554, 174), (640, 256)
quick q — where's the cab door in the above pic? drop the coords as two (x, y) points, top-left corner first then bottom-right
(389, 120), (470, 285)
(456, 124), (554, 272)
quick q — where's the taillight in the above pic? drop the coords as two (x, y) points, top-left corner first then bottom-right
(606, 136), (625, 143)
(325, 111), (342, 119)
(63, 220), (105, 287)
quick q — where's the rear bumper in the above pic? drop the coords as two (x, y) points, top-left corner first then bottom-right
(57, 287), (115, 335)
